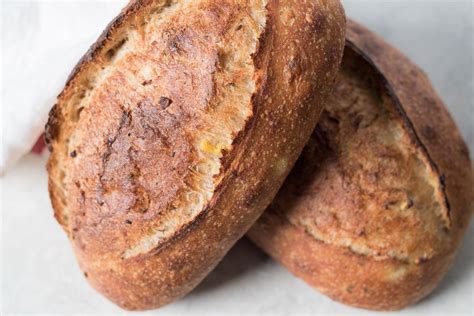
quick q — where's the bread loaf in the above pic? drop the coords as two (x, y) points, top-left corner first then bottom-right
(45, 0), (345, 310)
(248, 20), (473, 311)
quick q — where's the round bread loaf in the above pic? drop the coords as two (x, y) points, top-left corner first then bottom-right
(45, 0), (346, 310)
(248, 20), (473, 311)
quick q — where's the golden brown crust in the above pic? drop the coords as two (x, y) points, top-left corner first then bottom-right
(46, 0), (346, 310)
(249, 212), (456, 310)
(248, 20), (473, 311)
(345, 20), (472, 233)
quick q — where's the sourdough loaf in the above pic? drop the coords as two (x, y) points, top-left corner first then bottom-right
(46, 0), (346, 310)
(248, 20), (473, 311)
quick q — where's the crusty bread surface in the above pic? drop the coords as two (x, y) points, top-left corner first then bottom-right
(247, 19), (473, 311)
(45, 0), (345, 310)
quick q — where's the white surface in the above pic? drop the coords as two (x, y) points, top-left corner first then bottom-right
(1, 0), (473, 315)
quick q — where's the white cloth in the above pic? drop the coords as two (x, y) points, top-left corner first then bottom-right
(0, 0), (127, 174)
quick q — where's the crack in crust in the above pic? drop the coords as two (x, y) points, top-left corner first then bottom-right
(345, 39), (452, 226)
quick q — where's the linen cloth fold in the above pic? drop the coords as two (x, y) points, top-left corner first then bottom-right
(1, 1), (126, 174)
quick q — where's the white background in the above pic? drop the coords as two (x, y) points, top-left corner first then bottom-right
(1, 0), (473, 315)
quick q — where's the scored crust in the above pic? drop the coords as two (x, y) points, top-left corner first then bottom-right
(248, 20), (473, 310)
(46, 0), (346, 310)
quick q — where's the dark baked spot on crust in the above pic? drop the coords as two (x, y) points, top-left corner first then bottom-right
(74, 107), (85, 122)
(100, 111), (132, 172)
(307, 9), (326, 33)
(131, 185), (150, 213)
(159, 97), (173, 109)
(105, 38), (128, 61)
(414, 256), (429, 264)
(439, 175), (446, 187)
(251, 20), (271, 70)
(346, 284), (355, 293)
(45, 104), (61, 151)
(166, 256), (187, 272)
(422, 95), (436, 107)
(244, 182), (264, 207)
(168, 41), (180, 53)
(79, 190), (86, 205)
(165, 29), (192, 55)
(284, 58), (302, 84)
(422, 125), (437, 140)
(294, 259), (313, 274)
(136, 99), (172, 148)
